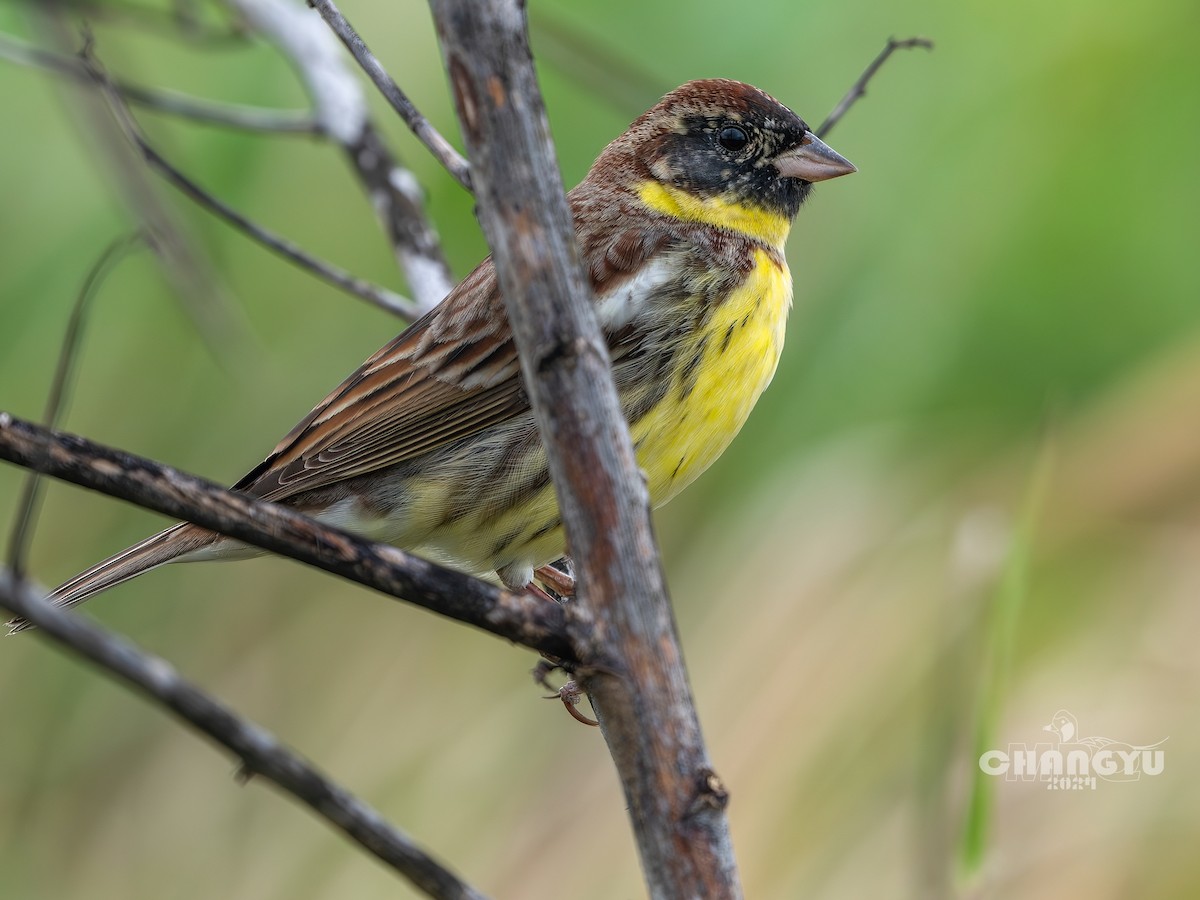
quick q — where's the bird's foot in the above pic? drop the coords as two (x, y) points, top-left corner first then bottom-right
(534, 560), (575, 599)
(532, 661), (597, 726)
(546, 680), (598, 726)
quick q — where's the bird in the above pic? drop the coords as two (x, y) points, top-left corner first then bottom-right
(7, 79), (855, 633)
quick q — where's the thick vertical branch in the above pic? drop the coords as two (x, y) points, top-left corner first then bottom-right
(428, 2), (741, 897)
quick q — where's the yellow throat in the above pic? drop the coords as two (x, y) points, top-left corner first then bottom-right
(636, 181), (791, 249)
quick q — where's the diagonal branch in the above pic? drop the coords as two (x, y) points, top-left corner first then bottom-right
(0, 413), (580, 660)
(73, 44), (420, 318)
(309, 0), (473, 192)
(342, 123), (454, 312)
(129, 125), (419, 316)
(430, 2), (740, 896)
(228, 0), (453, 312)
(103, 80), (318, 132)
(816, 36), (933, 139)
(0, 569), (489, 900)
(2, 18), (449, 313)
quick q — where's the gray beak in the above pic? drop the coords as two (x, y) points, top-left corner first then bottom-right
(773, 132), (857, 182)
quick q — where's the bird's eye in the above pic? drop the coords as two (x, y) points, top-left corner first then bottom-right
(717, 125), (749, 153)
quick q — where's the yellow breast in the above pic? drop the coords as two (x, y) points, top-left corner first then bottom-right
(631, 246), (791, 506)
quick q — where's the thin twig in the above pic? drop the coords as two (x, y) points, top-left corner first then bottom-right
(7, 233), (145, 578)
(116, 81), (319, 132)
(231, 0), (452, 312)
(73, 45), (420, 318)
(309, 0), (473, 192)
(0, 32), (319, 133)
(817, 36), (933, 139)
(0, 413), (581, 659)
(0, 569), (489, 900)
(5, 24), (438, 315)
(130, 126), (418, 316)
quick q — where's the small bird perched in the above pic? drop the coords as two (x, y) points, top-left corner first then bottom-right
(8, 78), (854, 632)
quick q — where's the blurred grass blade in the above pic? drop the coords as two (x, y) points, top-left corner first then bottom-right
(957, 436), (1055, 887)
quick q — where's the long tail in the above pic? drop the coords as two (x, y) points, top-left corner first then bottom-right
(6, 523), (218, 634)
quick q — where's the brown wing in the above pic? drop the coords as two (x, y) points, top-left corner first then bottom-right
(235, 194), (677, 503)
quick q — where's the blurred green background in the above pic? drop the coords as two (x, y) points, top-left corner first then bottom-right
(2, 0), (1198, 897)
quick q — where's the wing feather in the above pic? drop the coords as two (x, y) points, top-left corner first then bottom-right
(236, 206), (680, 504)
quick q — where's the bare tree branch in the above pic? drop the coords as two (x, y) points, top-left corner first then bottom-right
(229, 0), (453, 312)
(0, 569), (490, 900)
(106, 81), (318, 133)
(817, 36), (933, 139)
(227, 0), (368, 145)
(5, 23), (433, 317)
(309, 0), (473, 192)
(344, 123), (454, 312)
(0, 31), (319, 133)
(7, 233), (145, 578)
(70, 43), (421, 318)
(127, 128), (419, 316)
(0, 413), (581, 659)
(429, 2), (740, 897)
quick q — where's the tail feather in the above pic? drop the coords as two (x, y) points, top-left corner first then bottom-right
(6, 524), (217, 634)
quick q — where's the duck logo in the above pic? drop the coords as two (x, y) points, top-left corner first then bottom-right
(978, 710), (1167, 791)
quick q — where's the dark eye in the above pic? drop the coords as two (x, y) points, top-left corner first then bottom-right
(718, 125), (749, 153)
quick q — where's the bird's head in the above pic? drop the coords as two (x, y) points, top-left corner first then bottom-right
(589, 79), (856, 245)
